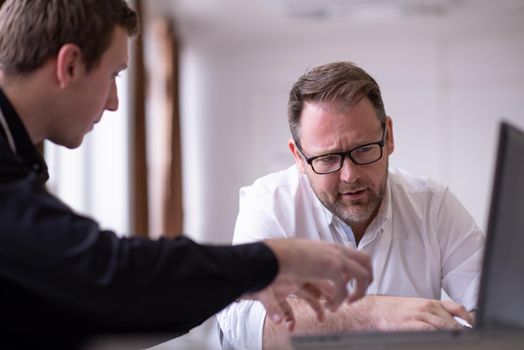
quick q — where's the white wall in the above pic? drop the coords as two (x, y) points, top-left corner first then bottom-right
(179, 11), (524, 244)
(44, 2), (524, 245)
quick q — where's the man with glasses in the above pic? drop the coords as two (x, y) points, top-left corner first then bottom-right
(217, 62), (484, 350)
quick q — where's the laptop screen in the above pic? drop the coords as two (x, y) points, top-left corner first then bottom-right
(477, 121), (524, 329)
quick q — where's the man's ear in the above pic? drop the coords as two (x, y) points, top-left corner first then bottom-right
(288, 138), (306, 173)
(56, 44), (83, 88)
(385, 116), (395, 155)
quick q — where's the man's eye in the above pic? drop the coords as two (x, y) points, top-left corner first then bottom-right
(317, 155), (340, 164)
(355, 146), (373, 154)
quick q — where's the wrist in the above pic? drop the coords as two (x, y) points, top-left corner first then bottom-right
(343, 295), (377, 331)
(263, 239), (295, 279)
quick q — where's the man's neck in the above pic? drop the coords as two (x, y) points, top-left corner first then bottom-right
(348, 202), (384, 246)
(0, 70), (48, 145)
(352, 222), (369, 246)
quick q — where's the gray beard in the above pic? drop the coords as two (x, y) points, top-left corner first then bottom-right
(331, 181), (385, 227)
(310, 167), (388, 228)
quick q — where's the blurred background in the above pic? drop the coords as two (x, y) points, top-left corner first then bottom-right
(46, 0), (524, 241)
(42, 0), (524, 347)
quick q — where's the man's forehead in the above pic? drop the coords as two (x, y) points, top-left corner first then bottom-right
(103, 26), (130, 65)
(301, 98), (380, 124)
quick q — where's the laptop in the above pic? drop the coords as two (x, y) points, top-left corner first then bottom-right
(292, 121), (524, 349)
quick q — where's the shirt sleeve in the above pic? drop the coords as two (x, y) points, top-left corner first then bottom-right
(233, 185), (290, 243)
(217, 300), (267, 350)
(436, 188), (485, 311)
(0, 172), (279, 335)
(217, 184), (287, 350)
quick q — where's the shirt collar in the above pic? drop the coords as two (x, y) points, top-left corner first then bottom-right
(365, 179), (392, 235)
(0, 87), (49, 181)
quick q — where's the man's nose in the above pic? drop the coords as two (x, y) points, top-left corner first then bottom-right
(105, 80), (119, 111)
(339, 155), (360, 183)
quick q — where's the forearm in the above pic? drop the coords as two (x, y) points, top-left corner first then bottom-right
(5, 182), (279, 331)
(262, 296), (375, 350)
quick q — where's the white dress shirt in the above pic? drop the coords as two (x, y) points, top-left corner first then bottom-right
(217, 166), (484, 350)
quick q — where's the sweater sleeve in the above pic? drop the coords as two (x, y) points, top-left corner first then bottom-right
(0, 171), (278, 336)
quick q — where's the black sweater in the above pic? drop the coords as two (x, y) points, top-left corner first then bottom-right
(0, 88), (277, 349)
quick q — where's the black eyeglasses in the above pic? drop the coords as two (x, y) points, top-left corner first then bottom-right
(296, 126), (387, 175)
